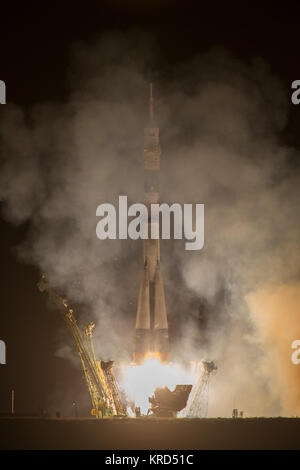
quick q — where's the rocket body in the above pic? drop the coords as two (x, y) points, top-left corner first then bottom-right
(133, 85), (170, 364)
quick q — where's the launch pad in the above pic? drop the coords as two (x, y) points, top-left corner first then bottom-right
(148, 385), (192, 417)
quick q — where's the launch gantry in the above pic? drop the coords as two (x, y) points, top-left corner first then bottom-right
(182, 361), (217, 418)
(37, 275), (126, 417)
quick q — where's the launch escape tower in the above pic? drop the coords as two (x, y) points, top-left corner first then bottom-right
(133, 84), (170, 364)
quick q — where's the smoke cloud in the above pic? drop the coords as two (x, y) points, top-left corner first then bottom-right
(1, 33), (300, 416)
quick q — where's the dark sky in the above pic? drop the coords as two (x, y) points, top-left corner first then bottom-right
(0, 1), (300, 416)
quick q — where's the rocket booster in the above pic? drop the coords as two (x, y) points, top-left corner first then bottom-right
(133, 84), (170, 364)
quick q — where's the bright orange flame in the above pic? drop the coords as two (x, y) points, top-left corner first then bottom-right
(120, 356), (196, 414)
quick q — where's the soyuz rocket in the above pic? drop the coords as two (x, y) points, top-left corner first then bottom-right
(133, 84), (170, 364)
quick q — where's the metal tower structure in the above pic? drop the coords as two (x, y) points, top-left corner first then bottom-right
(37, 275), (126, 417)
(183, 361), (217, 418)
(84, 322), (125, 415)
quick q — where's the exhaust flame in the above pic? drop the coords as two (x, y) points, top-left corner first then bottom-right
(120, 355), (196, 414)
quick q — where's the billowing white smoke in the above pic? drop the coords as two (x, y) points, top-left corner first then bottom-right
(1, 35), (300, 416)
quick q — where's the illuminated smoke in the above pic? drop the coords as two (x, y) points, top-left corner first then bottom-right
(247, 285), (300, 415)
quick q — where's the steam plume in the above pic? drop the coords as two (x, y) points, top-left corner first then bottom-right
(1, 34), (300, 415)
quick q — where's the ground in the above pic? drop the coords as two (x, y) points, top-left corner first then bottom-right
(0, 417), (299, 450)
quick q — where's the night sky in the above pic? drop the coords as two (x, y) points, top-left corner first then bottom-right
(0, 1), (300, 416)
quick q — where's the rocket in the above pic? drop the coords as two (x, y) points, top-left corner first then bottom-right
(133, 84), (170, 365)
